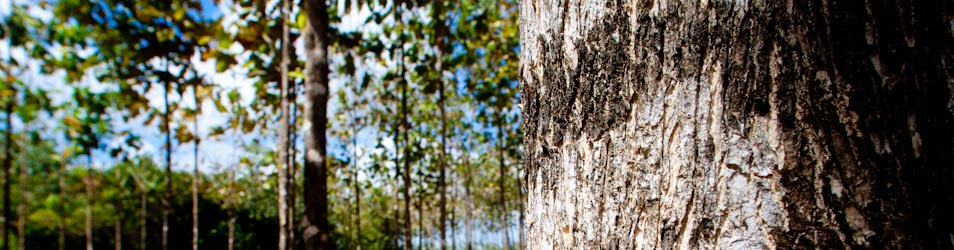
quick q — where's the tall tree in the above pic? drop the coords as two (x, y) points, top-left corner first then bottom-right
(0, 12), (20, 250)
(112, 159), (126, 250)
(128, 160), (159, 250)
(17, 127), (28, 250)
(392, 92), (402, 250)
(301, 0), (331, 248)
(463, 139), (472, 250)
(2, 83), (11, 250)
(400, 36), (412, 250)
(192, 113), (198, 250)
(187, 77), (207, 250)
(432, 0), (448, 248)
(161, 61), (173, 250)
(278, 0), (292, 247)
(331, 75), (368, 250)
(496, 111), (508, 250)
(63, 87), (113, 250)
(58, 154), (66, 250)
(288, 77), (300, 250)
(521, 0), (954, 249)
(47, 1), (224, 248)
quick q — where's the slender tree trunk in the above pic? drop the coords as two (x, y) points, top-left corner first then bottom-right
(433, 0), (448, 247)
(416, 174), (423, 249)
(227, 169), (234, 250)
(140, 185), (146, 250)
(58, 161), (66, 250)
(114, 167), (122, 250)
(192, 96), (200, 250)
(463, 152), (471, 250)
(17, 132), (26, 250)
(449, 177), (455, 250)
(288, 82), (299, 250)
(278, 0), (292, 248)
(400, 66), (412, 250)
(392, 103), (401, 250)
(398, 5), (412, 248)
(352, 168), (360, 250)
(3, 102), (12, 250)
(86, 156), (94, 250)
(521, 1), (954, 249)
(301, 0), (331, 248)
(349, 113), (361, 250)
(497, 116), (508, 250)
(227, 208), (233, 250)
(161, 77), (172, 250)
(516, 161), (523, 250)
(354, 181), (360, 250)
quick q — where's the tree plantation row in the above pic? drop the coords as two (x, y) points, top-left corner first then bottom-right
(0, 0), (520, 249)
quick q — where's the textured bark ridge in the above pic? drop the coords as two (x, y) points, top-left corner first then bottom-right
(520, 0), (954, 249)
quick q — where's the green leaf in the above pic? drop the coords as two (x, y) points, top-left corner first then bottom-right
(289, 71), (306, 80)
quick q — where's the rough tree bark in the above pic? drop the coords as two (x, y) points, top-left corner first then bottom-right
(520, 0), (954, 249)
(301, 0), (331, 248)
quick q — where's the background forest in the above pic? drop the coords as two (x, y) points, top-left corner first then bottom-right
(0, 0), (520, 249)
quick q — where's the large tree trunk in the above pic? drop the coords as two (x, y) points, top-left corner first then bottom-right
(278, 0), (292, 248)
(520, 1), (954, 249)
(301, 0), (331, 248)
